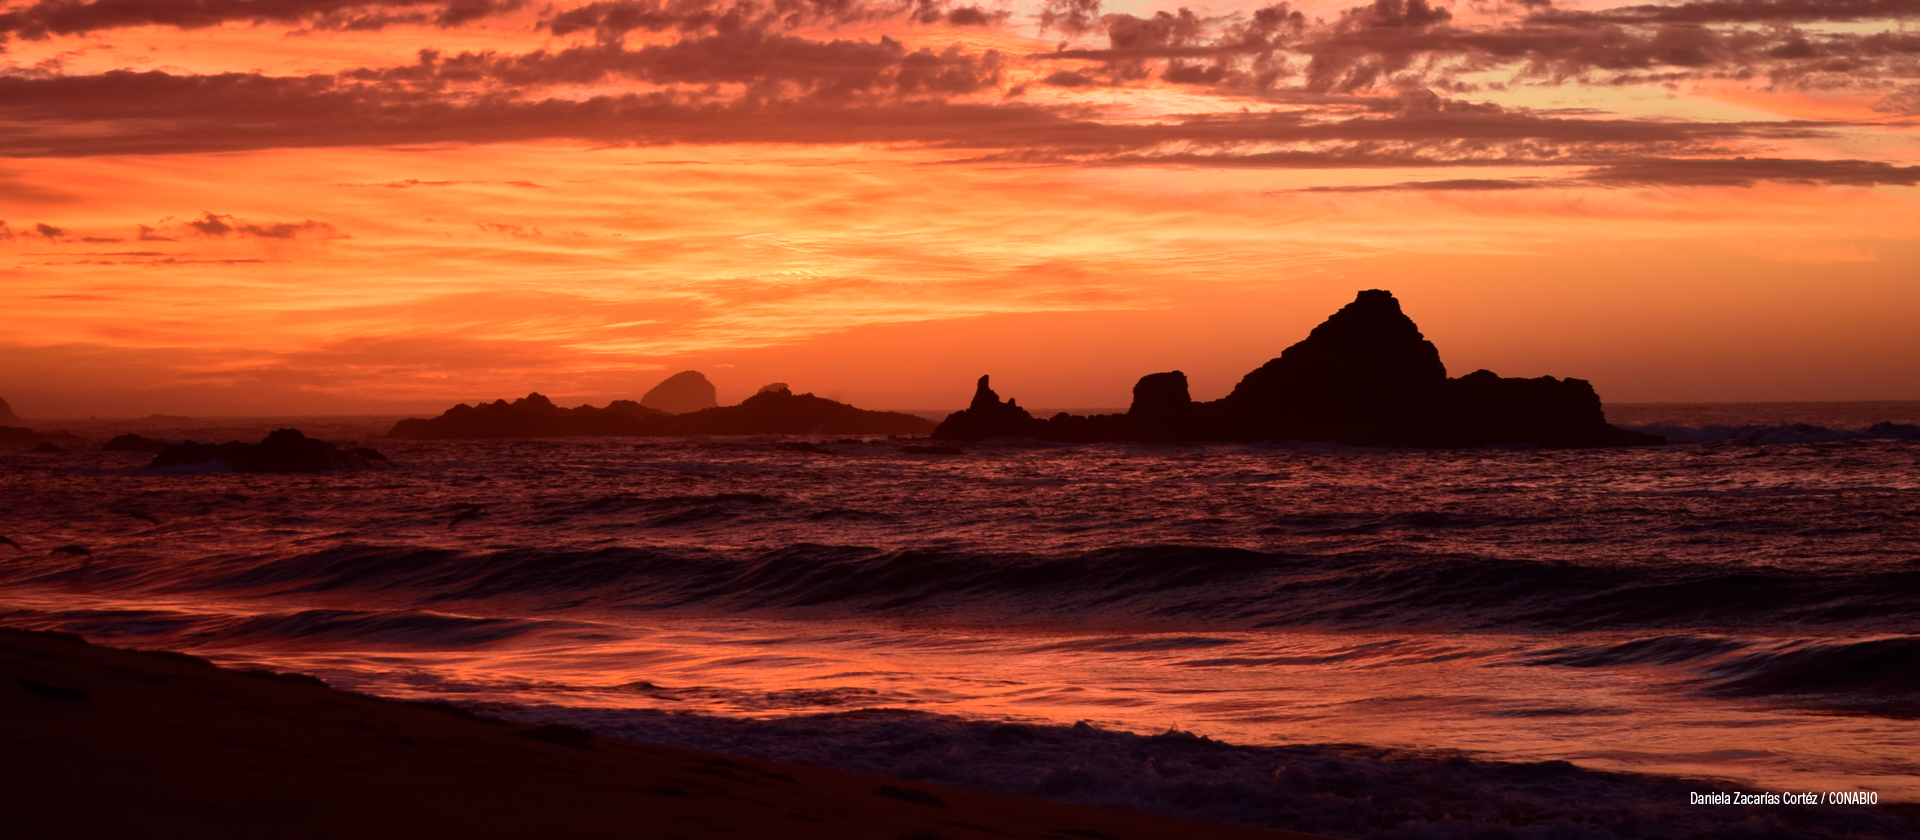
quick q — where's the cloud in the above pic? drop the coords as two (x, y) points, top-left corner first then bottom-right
(1580, 157), (1920, 187)
(1527, 0), (1920, 26)
(1022, 0), (1920, 98)
(1038, 0), (1103, 36)
(543, 0), (1005, 47)
(33, 221), (64, 240)
(0, 0), (523, 45)
(186, 211), (346, 239)
(0, 0), (1911, 191)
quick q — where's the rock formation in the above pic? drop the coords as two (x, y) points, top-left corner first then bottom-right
(103, 433), (172, 452)
(388, 393), (669, 439)
(933, 290), (1663, 448)
(655, 385), (934, 436)
(927, 377), (1050, 441)
(640, 371), (719, 414)
(389, 387), (934, 439)
(1, 397), (83, 446)
(148, 429), (391, 473)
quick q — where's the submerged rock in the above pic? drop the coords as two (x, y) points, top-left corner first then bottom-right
(641, 371), (720, 414)
(148, 429), (391, 473)
(935, 290), (1664, 448)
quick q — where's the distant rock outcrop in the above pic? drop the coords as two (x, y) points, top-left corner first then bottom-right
(641, 371), (719, 414)
(1, 397), (83, 447)
(934, 290), (1663, 448)
(389, 387), (934, 439)
(658, 385), (934, 436)
(388, 393), (670, 439)
(148, 429), (391, 473)
(103, 433), (171, 452)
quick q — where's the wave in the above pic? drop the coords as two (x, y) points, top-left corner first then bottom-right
(1520, 634), (1920, 714)
(491, 705), (1918, 840)
(197, 609), (543, 648)
(1702, 637), (1920, 714)
(74, 542), (1916, 634)
(1621, 421), (1920, 446)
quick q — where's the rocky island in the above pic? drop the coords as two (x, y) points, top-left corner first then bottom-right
(935, 290), (1663, 448)
(0, 396), (84, 447)
(390, 378), (934, 439)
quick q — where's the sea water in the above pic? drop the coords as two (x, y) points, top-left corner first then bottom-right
(3, 406), (1916, 837)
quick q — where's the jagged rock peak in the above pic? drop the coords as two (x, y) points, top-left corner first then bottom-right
(641, 371), (719, 414)
(757, 382), (792, 396)
(0, 396), (22, 425)
(1283, 289), (1446, 383)
(969, 375), (1001, 411)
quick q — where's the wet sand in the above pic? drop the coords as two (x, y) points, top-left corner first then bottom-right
(0, 627), (1325, 840)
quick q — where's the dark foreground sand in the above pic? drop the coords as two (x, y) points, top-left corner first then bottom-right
(0, 627), (1326, 840)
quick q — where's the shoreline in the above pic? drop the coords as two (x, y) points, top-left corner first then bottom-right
(0, 626), (1322, 840)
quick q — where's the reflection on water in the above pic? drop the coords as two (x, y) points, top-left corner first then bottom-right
(3, 415), (1917, 807)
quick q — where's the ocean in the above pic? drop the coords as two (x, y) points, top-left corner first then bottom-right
(4, 403), (1917, 838)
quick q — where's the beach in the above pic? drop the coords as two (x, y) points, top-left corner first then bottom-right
(1, 627), (1320, 840)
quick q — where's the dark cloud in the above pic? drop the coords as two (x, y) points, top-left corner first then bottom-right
(0, 220), (14, 241)
(1300, 177), (1546, 192)
(340, 32), (1010, 102)
(137, 224), (177, 241)
(0, 63), (1844, 167)
(1296, 158), (1920, 190)
(1529, 0), (1920, 26)
(1022, 0), (1920, 98)
(34, 221), (64, 240)
(543, 0), (1004, 47)
(1580, 157), (1920, 187)
(187, 211), (345, 238)
(0, 0), (1912, 191)
(1038, 0), (1101, 36)
(0, 0), (522, 46)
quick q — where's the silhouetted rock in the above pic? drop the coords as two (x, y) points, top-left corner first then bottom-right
(103, 433), (171, 452)
(934, 290), (1662, 448)
(929, 376), (1050, 441)
(1129, 371), (1197, 441)
(148, 428), (392, 473)
(388, 393), (670, 439)
(0, 396), (21, 425)
(27, 442), (68, 454)
(390, 387), (933, 439)
(641, 371), (719, 414)
(1219, 289), (1447, 443)
(658, 385), (934, 436)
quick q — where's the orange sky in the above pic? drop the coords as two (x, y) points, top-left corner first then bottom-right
(2, 0), (1917, 417)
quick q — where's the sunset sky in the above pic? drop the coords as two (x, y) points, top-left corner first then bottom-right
(2, 0), (1917, 417)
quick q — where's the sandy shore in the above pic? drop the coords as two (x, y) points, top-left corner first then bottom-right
(0, 627), (1327, 840)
